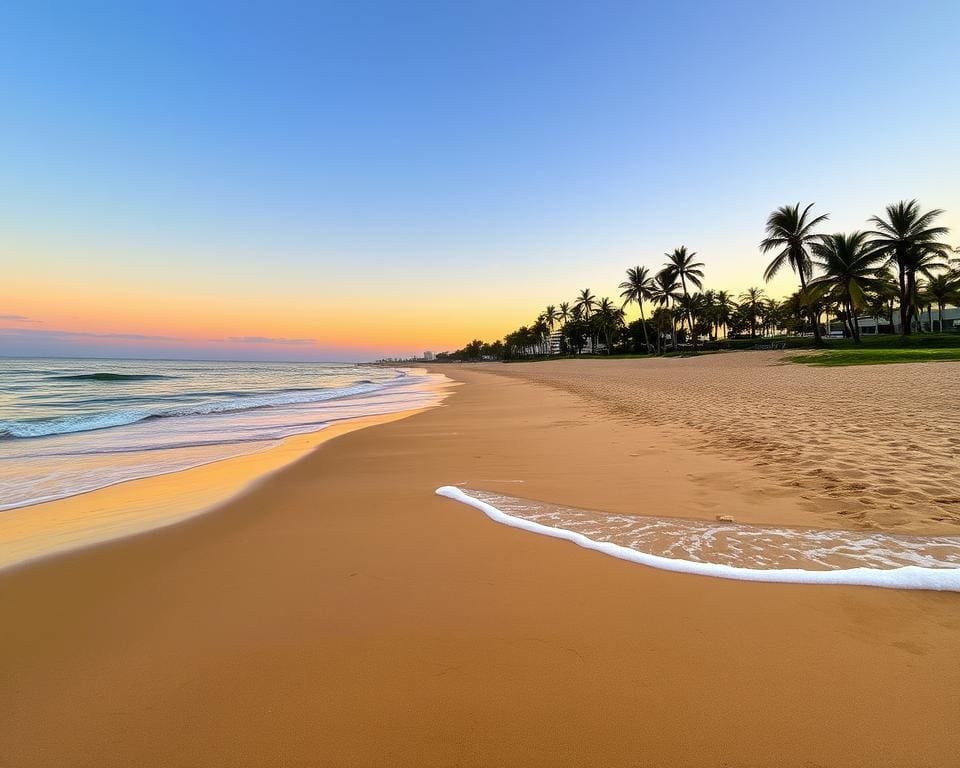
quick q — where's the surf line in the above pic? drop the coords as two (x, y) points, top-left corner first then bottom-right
(435, 486), (960, 593)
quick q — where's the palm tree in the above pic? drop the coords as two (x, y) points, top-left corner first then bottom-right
(683, 292), (709, 341)
(574, 289), (598, 351)
(649, 272), (682, 352)
(739, 287), (766, 338)
(760, 202), (830, 345)
(713, 290), (735, 339)
(661, 247), (705, 350)
(532, 314), (550, 354)
(862, 288), (888, 337)
(618, 265), (655, 353)
(925, 273), (959, 332)
(807, 232), (881, 343)
(763, 298), (783, 336)
(867, 200), (951, 335)
(650, 307), (674, 355)
(594, 297), (624, 353)
(782, 290), (808, 335)
(558, 302), (572, 328)
(868, 272), (900, 333)
(543, 305), (559, 333)
(573, 288), (597, 319)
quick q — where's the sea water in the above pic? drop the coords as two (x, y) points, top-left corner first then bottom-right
(0, 357), (442, 510)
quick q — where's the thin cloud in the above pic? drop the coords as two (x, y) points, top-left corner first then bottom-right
(0, 327), (179, 342)
(0, 313), (41, 324)
(220, 336), (319, 345)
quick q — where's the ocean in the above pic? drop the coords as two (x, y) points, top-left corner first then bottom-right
(0, 358), (441, 511)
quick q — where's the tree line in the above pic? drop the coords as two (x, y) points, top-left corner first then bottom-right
(436, 199), (957, 361)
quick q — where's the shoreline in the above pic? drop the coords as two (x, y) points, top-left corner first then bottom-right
(438, 486), (960, 591)
(2, 361), (959, 767)
(0, 372), (454, 573)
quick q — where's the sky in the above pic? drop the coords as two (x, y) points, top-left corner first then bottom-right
(1, 0), (958, 361)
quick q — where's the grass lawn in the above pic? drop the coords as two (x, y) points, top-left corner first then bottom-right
(787, 347), (960, 366)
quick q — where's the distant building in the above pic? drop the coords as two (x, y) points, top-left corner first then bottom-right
(841, 308), (960, 335)
(548, 332), (563, 355)
(423, 351), (435, 361)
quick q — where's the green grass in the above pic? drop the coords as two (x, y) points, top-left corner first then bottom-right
(720, 332), (960, 351)
(825, 332), (960, 350)
(787, 347), (960, 366)
(490, 333), (960, 364)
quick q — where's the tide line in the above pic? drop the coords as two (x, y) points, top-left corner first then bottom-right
(435, 486), (960, 592)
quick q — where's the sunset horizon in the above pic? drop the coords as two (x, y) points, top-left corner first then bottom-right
(3, 2), (957, 360)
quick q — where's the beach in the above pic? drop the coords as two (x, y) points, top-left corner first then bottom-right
(2, 355), (960, 767)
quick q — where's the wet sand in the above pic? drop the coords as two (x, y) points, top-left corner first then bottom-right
(1, 358), (959, 767)
(0, 408), (441, 573)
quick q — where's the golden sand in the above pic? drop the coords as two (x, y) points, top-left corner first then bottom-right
(0, 407), (447, 573)
(1, 357), (958, 767)
(487, 352), (960, 533)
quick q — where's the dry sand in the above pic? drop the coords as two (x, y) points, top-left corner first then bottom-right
(1, 355), (959, 767)
(486, 352), (960, 533)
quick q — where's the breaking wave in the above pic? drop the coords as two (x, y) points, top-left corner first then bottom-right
(0, 382), (385, 439)
(48, 372), (176, 381)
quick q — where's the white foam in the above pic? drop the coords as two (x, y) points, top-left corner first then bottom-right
(0, 381), (389, 439)
(435, 486), (960, 592)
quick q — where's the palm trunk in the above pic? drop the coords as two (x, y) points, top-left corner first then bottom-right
(909, 273), (920, 333)
(679, 276), (696, 352)
(639, 303), (650, 353)
(797, 270), (822, 345)
(847, 295), (861, 342)
(898, 257), (910, 335)
(670, 302), (678, 352)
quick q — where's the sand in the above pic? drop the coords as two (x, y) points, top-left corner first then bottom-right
(485, 352), (960, 533)
(0, 409), (442, 572)
(1, 355), (959, 767)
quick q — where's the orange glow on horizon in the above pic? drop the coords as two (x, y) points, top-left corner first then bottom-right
(4, 201), (958, 358)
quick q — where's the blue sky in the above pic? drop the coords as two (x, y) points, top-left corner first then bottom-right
(1, 0), (957, 359)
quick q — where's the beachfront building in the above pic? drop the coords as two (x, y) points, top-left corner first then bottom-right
(546, 332), (605, 355)
(583, 337), (606, 354)
(828, 308), (960, 336)
(423, 351), (435, 361)
(548, 332), (563, 355)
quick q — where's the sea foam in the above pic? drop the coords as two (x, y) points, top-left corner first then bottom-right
(435, 486), (960, 592)
(0, 381), (386, 438)
(0, 363), (446, 511)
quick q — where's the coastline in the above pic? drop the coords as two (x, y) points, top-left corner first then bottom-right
(0, 371), (453, 573)
(2, 362), (959, 766)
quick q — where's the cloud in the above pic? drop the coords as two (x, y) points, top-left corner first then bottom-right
(219, 336), (319, 345)
(0, 327), (179, 342)
(0, 313), (41, 323)
(1, 327), (322, 348)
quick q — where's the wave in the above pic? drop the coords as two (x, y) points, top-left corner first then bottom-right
(48, 372), (177, 381)
(435, 487), (960, 593)
(0, 381), (387, 439)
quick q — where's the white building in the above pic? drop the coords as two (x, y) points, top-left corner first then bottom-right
(839, 308), (960, 335)
(423, 351), (435, 361)
(548, 332), (563, 355)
